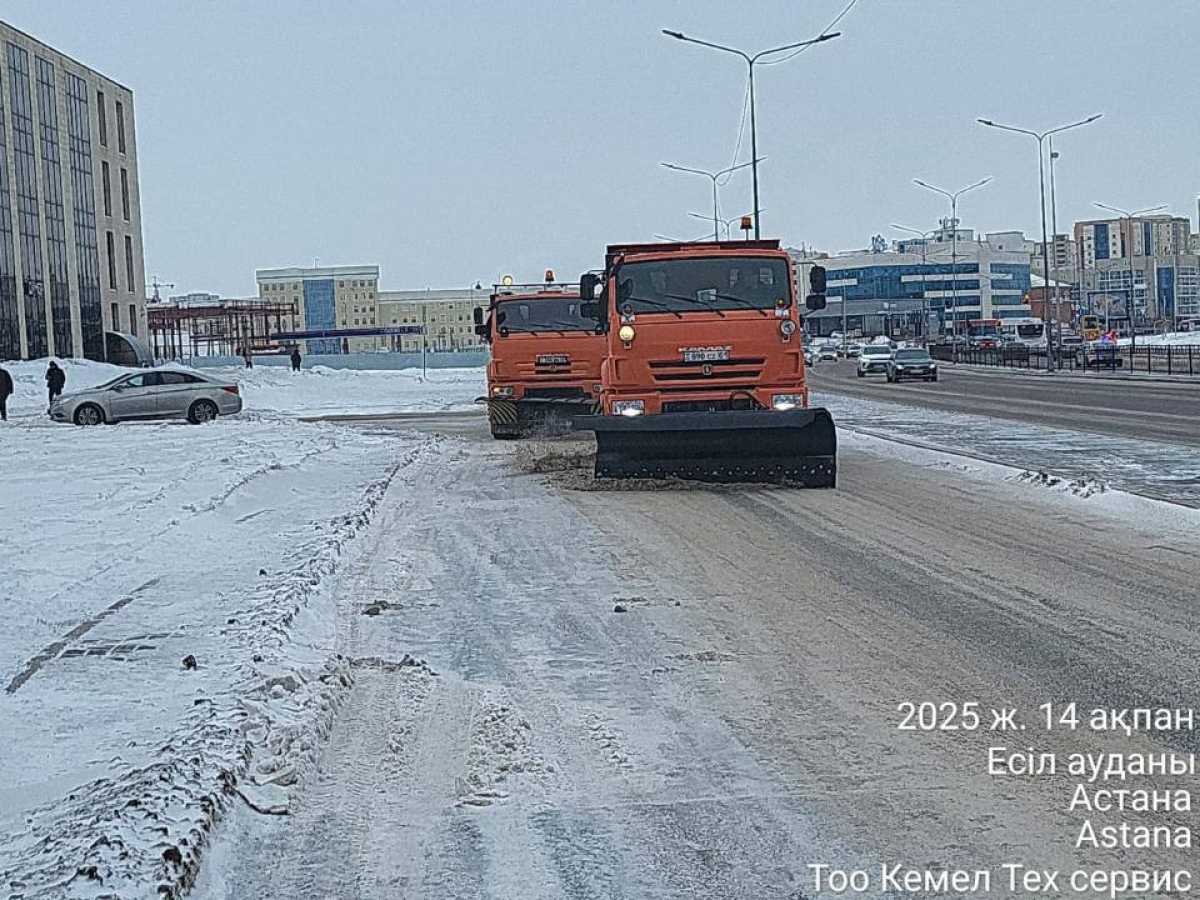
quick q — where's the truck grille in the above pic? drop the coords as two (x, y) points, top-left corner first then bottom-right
(662, 397), (760, 413)
(524, 386), (588, 399)
(648, 356), (765, 384)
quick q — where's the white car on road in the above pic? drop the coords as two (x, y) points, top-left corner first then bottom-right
(857, 344), (894, 376)
(50, 369), (243, 425)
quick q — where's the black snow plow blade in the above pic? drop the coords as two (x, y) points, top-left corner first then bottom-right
(575, 408), (837, 486)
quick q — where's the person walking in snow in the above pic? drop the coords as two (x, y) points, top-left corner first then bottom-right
(243, 349), (253, 369)
(290, 346), (302, 372)
(45, 360), (65, 408)
(0, 365), (12, 421)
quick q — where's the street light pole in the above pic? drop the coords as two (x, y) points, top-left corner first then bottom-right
(1048, 137), (1063, 351)
(1094, 202), (1167, 356)
(977, 114), (1102, 372)
(662, 29), (841, 239)
(913, 178), (991, 346)
(892, 224), (939, 344)
(662, 160), (757, 241)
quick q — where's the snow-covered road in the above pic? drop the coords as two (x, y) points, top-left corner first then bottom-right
(0, 358), (485, 421)
(188, 417), (1200, 899)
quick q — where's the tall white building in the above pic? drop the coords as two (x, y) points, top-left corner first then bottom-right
(0, 19), (146, 361)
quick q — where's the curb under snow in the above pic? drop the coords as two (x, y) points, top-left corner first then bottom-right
(0, 441), (430, 899)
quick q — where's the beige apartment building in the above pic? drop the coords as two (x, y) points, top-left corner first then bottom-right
(377, 287), (490, 352)
(0, 19), (146, 361)
(255, 264), (381, 353)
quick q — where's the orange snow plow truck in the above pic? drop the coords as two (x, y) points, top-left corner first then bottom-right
(473, 280), (606, 439)
(573, 240), (837, 486)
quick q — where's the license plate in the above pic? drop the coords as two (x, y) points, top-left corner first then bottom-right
(681, 347), (730, 363)
(536, 354), (569, 366)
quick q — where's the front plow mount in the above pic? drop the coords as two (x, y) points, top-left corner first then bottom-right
(574, 408), (837, 486)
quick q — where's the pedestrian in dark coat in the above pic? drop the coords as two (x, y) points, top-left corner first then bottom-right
(290, 346), (302, 372)
(0, 365), (12, 421)
(46, 361), (65, 407)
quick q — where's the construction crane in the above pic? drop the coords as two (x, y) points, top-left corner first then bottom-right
(150, 275), (175, 303)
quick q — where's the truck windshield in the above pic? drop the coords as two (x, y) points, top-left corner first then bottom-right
(615, 256), (791, 315)
(495, 298), (593, 333)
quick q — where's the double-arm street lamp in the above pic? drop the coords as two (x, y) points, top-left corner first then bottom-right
(1093, 202), (1166, 355)
(661, 159), (757, 242)
(912, 177), (991, 343)
(661, 28), (840, 239)
(977, 114), (1102, 371)
(688, 209), (762, 240)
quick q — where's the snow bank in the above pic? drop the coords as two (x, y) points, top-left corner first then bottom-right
(0, 411), (436, 895)
(1116, 330), (1200, 347)
(0, 357), (486, 419)
(840, 428), (1200, 532)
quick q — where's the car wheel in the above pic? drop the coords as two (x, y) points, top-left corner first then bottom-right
(73, 403), (105, 426)
(931, 374), (939, 382)
(189, 399), (219, 424)
(856, 370), (863, 378)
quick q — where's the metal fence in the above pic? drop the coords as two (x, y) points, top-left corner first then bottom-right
(928, 343), (1200, 376)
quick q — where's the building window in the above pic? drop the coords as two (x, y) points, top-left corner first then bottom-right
(97, 90), (107, 146)
(111, 302), (119, 330)
(66, 72), (104, 360)
(106, 231), (116, 288)
(120, 168), (130, 220)
(124, 235), (134, 292)
(115, 100), (126, 153)
(128, 303), (137, 336)
(101, 161), (111, 215)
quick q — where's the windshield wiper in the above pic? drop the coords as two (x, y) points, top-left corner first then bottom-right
(620, 294), (684, 318)
(711, 292), (771, 317)
(660, 292), (726, 318)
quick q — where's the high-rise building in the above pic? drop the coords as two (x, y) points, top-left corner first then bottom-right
(0, 20), (145, 361)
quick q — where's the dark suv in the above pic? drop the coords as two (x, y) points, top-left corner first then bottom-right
(886, 348), (938, 383)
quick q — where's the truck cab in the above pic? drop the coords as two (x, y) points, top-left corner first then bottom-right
(575, 240), (837, 485)
(585, 241), (814, 416)
(475, 283), (605, 438)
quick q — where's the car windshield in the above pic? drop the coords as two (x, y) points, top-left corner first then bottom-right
(894, 350), (931, 361)
(863, 346), (891, 356)
(495, 297), (592, 333)
(615, 256), (791, 315)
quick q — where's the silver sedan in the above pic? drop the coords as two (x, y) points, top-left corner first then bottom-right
(49, 369), (243, 425)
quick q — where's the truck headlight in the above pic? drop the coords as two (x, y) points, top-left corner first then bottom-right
(491, 385), (515, 398)
(780, 319), (797, 337)
(612, 399), (644, 417)
(771, 393), (801, 411)
(618, 324), (635, 343)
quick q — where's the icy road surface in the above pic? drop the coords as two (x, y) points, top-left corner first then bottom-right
(193, 416), (1200, 900)
(814, 390), (1200, 508)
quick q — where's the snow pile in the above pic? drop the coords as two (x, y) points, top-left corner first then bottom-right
(211, 363), (484, 417)
(1116, 330), (1200, 347)
(1011, 470), (1108, 499)
(0, 411), (436, 897)
(0, 357), (486, 419)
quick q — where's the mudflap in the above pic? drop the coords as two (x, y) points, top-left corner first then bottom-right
(574, 408), (837, 486)
(487, 398), (596, 439)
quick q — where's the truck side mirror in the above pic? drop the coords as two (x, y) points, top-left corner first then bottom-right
(579, 272), (598, 301)
(472, 307), (483, 326)
(806, 293), (827, 311)
(808, 264), (827, 294)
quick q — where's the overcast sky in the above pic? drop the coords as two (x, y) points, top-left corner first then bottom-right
(7, 1), (1199, 295)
